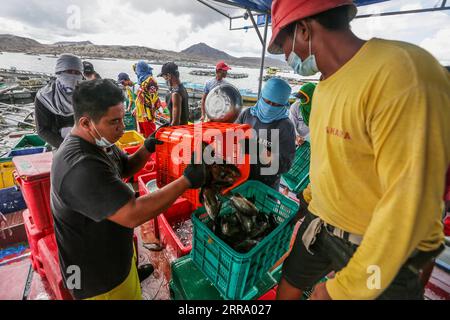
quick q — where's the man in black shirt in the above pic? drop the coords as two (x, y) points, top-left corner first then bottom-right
(158, 62), (189, 126)
(51, 79), (206, 300)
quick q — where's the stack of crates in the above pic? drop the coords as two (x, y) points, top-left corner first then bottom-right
(191, 180), (299, 300)
(0, 140), (47, 246)
(170, 255), (283, 301)
(14, 152), (72, 300)
(124, 112), (137, 131)
(281, 142), (311, 195)
(155, 122), (252, 208)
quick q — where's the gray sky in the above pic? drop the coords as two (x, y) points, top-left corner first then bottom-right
(0, 0), (448, 63)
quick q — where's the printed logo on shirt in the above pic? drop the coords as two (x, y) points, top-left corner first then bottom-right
(326, 127), (352, 140)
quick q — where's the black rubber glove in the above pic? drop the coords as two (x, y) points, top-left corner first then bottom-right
(144, 137), (163, 153)
(183, 153), (208, 189)
(144, 124), (169, 153)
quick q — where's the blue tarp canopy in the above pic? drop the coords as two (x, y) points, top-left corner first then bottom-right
(224, 0), (390, 13)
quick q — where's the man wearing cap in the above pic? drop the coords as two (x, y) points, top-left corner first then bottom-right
(200, 61), (231, 122)
(158, 62), (189, 126)
(236, 78), (296, 190)
(83, 61), (101, 81)
(268, 0), (450, 300)
(35, 54), (83, 148)
(289, 82), (316, 145)
(135, 61), (160, 137)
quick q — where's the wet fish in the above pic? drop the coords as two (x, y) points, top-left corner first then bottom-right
(201, 187), (221, 221)
(230, 193), (259, 217)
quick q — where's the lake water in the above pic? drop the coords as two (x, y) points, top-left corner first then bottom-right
(0, 52), (313, 93)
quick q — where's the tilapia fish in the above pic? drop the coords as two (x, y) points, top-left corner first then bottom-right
(230, 193), (259, 217)
(201, 187), (221, 221)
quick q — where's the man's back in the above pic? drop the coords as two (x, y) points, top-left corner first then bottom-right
(51, 135), (135, 299)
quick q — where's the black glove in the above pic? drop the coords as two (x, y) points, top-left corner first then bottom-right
(144, 136), (163, 153)
(293, 191), (310, 223)
(144, 124), (169, 153)
(183, 153), (208, 189)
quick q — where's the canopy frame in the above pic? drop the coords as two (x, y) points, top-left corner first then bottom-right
(197, 0), (450, 97)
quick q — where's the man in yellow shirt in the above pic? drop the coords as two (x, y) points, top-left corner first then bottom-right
(268, 0), (450, 300)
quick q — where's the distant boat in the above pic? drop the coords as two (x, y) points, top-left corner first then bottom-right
(189, 70), (249, 79)
(266, 67), (281, 76)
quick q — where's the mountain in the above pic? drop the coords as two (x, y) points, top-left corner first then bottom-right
(0, 34), (44, 51)
(0, 34), (287, 69)
(181, 42), (233, 61)
(181, 42), (287, 69)
(54, 40), (94, 46)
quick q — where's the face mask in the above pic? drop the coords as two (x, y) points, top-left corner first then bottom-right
(56, 73), (82, 94)
(287, 24), (319, 76)
(91, 121), (114, 148)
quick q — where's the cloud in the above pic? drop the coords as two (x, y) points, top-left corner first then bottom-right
(0, 0), (448, 62)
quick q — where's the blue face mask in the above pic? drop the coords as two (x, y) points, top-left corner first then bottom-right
(91, 121), (114, 148)
(287, 25), (319, 76)
(250, 98), (289, 124)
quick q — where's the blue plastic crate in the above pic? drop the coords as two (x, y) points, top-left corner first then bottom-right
(281, 142), (311, 194)
(191, 180), (299, 300)
(0, 186), (27, 214)
(3, 147), (46, 162)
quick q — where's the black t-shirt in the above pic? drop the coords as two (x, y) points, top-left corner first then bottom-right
(167, 84), (189, 125)
(51, 135), (135, 299)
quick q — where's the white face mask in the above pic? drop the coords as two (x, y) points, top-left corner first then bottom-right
(91, 121), (114, 148)
(287, 24), (319, 76)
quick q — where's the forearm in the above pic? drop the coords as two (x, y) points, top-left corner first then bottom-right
(110, 176), (191, 228)
(122, 146), (152, 178)
(201, 95), (206, 116)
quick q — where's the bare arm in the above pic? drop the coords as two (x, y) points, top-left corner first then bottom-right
(121, 146), (152, 179)
(170, 92), (182, 126)
(108, 176), (191, 228)
(201, 94), (207, 121)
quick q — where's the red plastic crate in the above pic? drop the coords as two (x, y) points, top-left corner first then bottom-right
(37, 234), (73, 300)
(155, 123), (252, 208)
(158, 198), (193, 258)
(138, 172), (158, 197)
(137, 172), (159, 238)
(23, 209), (51, 276)
(13, 152), (53, 232)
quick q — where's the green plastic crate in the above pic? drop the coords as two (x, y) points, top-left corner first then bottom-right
(124, 112), (137, 131)
(170, 255), (283, 300)
(281, 142), (311, 194)
(13, 134), (48, 151)
(191, 180), (299, 300)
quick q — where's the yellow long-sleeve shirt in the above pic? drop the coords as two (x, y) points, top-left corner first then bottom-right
(308, 38), (450, 300)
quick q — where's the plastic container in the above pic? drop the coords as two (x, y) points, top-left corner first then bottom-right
(281, 142), (311, 194)
(0, 186), (27, 214)
(0, 159), (16, 189)
(169, 255), (283, 300)
(37, 234), (73, 300)
(191, 180), (299, 300)
(13, 134), (48, 150)
(4, 147), (46, 162)
(116, 130), (145, 150)
(155, 122), (252, 208)
(124, 112), (137, 131)
(13, 153), (54, 233)
(23, 210), (52, 276)
(158, 198), (193, 258)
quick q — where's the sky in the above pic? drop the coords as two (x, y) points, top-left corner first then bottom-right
(0, 0), (449, 64)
